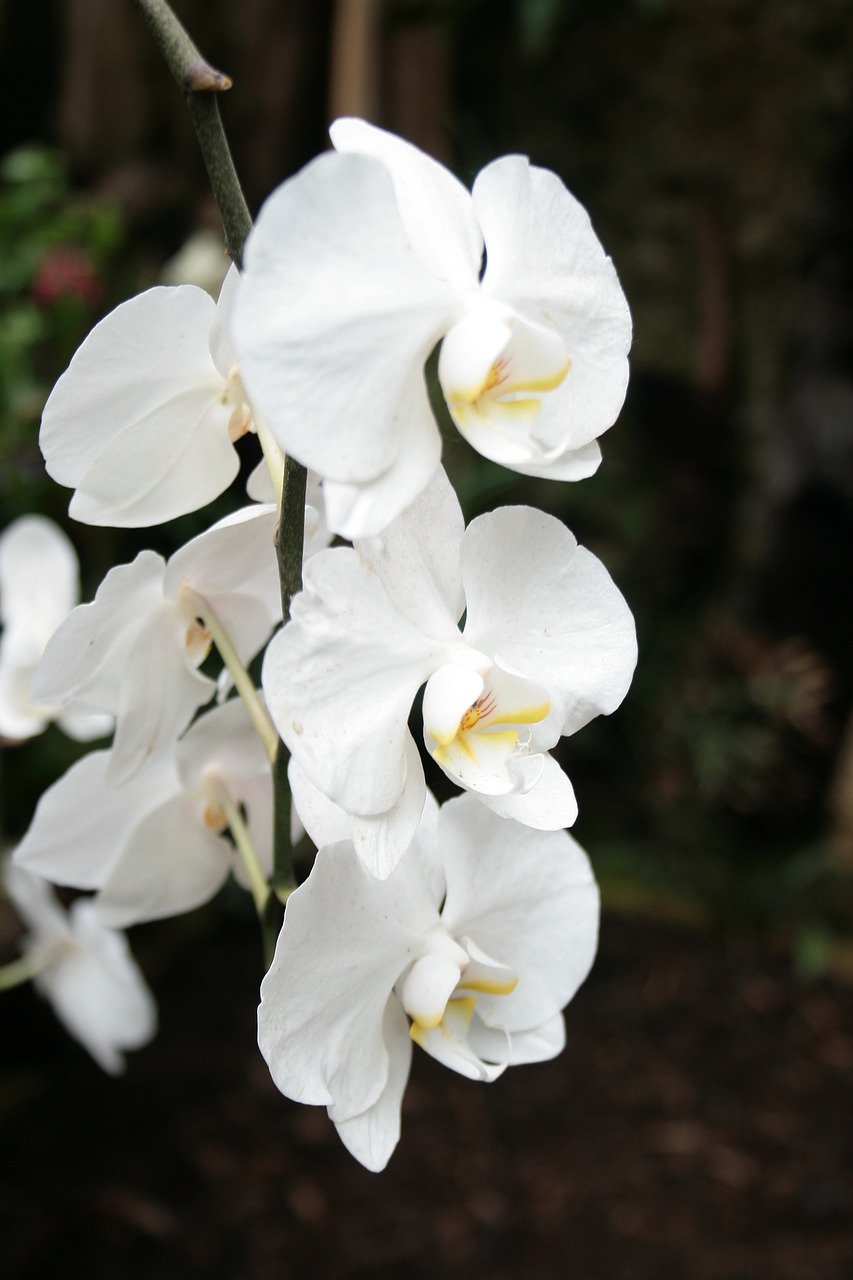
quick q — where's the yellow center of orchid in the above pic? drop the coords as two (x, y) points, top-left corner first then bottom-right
(402, 945), (518, 1045)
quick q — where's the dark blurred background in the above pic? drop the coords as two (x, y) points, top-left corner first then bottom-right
(1, 2), (852, 1277)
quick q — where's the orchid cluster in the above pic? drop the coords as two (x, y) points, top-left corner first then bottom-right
(0, 117), (635, 1170)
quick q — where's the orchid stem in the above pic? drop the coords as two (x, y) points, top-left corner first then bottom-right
(270, 457), (308, 900)
(128, 0), (252, 267)
(0, 948), (49, 992)
(218, 791), (269, 919)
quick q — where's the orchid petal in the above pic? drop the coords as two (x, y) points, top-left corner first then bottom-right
(107, 607), (214, 784)
(507, 1013), (567, 1065)
(41, 285), (242, 526)
(330, 117), (482, 288)
(67, 388), (238, 527)
(43, 898), (157, 1071)
(461, 506), (637, 736)
(94, 793), (232, 928)
(234, 150), (456, 486)
(354, 464), (465, 636)
(12, 882), (158, 1075)
(438, 795), (599, 1032)
(258, 838), (439, 1118)
(289, 735), (428, 882)
(263, 548), (443, 815)
(480, 752), (578, 829)
(473, 155), (631, 451)
(30, 550), (166, 711)
(321, 407), (441, 541)
(208, 265), (241, 375)
(330, 997), (412, 1172)
(13, 750), (177, 890)
(411, 995), (508, 1082)
(0, 515), (78, 631)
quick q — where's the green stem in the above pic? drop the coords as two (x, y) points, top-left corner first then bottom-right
(128, 0), (252, 266)
(185, 590), (278, 763)
(217, 791), (269, 918)
(270, 456), (308, 898)
(0, 948), (50, 991)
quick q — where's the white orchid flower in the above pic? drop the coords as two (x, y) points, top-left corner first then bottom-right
(40, 267), (252, 527)
(0, 515), (111, 742)
(30, 504), (280, 783)
(262, 467), (637, 878)
(13, 695), (272, 928)
(233, 118), (631, 538)
(3, 862), (157, 1074)
(258, 792), (599, 1172)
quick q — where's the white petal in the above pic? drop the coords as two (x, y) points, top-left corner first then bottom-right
(424, 661), (551, 797)
(36, 899), (157, 1074)
(41, 285), (240, 526)
(411, 996), (508, 1082)
(0, 516), (83, 739)
(234, 150), (456, 486)
(437, 794), (599, 1032)
(246, 456), (276, 503)
(330, 117), (482, 288)
(166, 503), (281, 664)
(0, 639), (50, 740)
(508, 1012), (566, 1065)
(438, 301), (574, 472)
(401, 952), (463, 1028)
(422, 664), (485, 748)
(288, 757), (351, 848)
(354, 464), (465, 635)
(262, 548), (443, 815)
(258, 838), (439, 1118)
(208, 264), (241, 375)
(67, 388), (239, 527)
(480, 753), (578, 829)
(507, 438), (603, 482)
(348, 734), (427, 880)
(12, 749), (178, 890)
(289, 749), (433, 884)
(473, 156), (631, 450)
(30, 549), (167, 710)
(177, 695), (272, 792)
(56, 707), (114, 743)
(320, 400), (442, 541)
(0, 515), (78, 633)
(460, 507), (637, 736)
(3, 862), (70, 937)
(106, 607), (214, 784)
(94, 793), (232, 927)
(330, 996), (412, 1172)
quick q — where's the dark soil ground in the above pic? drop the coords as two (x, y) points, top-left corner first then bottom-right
(2, 911), (852, 1280)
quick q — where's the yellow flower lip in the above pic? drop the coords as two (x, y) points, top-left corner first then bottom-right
(439, 303), (571, 429)
(459, 972), (519, 997)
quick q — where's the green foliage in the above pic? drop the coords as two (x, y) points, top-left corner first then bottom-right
(0, 145), (123, 521)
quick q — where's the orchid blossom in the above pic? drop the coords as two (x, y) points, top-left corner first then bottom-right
(13, 695), (272, 928)
(0, 515), (111, 742)
(40, 267), (253, 527)
(2, 862), (157, 1074)
(259, 791), (599, 1171)
(262, 467), (636, 878)
(233, 118), (631, 538)
(30, 504), (281, 782)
